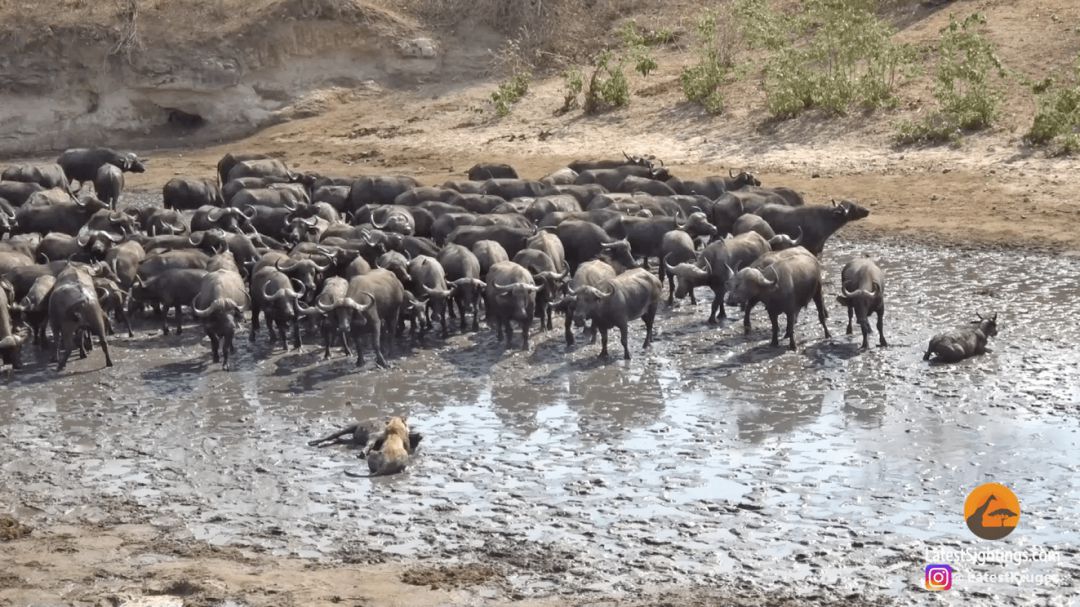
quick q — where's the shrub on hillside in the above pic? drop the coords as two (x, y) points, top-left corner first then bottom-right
(896, 13), (1006, 145)
(735, 0), (914, 119)
(1025, 61), (1080, 155)
(680, 10), (738, 114)
(491, 71), (531, 117)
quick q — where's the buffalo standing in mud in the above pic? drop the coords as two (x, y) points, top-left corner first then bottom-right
(725, 247), (830, 351)
(48, 265), (114, 371)
(485, 261), (541, 350)
(192, 265), (250, 369)
(836, 257), (887, 350)
(570, 268), (662, 360)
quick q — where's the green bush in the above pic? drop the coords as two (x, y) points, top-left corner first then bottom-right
(896, 13), (1005, 145)
(561, 68), (585, 112)
(491, 71), (531, 117)
(680, 11), (736, 114)
(585, 50), (630, 114)
(1025, 61), (1080, 154)
(735, 0), (914, 119)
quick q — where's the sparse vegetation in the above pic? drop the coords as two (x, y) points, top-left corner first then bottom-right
(896, 13), (1006, 145)
(584, 50), (630, 114)
(491, 71), (531, 117)
(619, 21), (659, 78)
(561, 68), (585, 112)
(680, 10), (739, 115)
(735, 0), (914, 119)
(1025, 60), (1080, 155)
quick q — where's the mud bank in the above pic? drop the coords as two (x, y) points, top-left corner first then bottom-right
(0, 0), (501, 156)
(2, 235), (1079, 605)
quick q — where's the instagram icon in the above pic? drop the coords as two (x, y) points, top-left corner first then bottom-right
(925, 564), (953, 591)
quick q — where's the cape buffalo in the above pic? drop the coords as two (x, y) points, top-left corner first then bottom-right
(552, 220), (635, 274)
(344, 268), (405, 367)
(0, 278), (26, 369)
(298, 277), (355, 360)
(485, 261), (541, 350)
(131, 268), (209, 335)
(94, 164), (124, 209)
(251, 266), (305, 350)
(732, 213), (776, 239)
(406, 255), (454, 338)
(437, 244), (485, 332)
(217, 152), (272, 185)
(924, 313), (998, 363)
(48, 265), (113, 371)
(556, 259), (617, 346)
(725, 247), (830, 351)
(226, 158), (295, 183)
(468, 163), (519, 180)
(164, 177), (224, 210)
(3, 164), (72, 193)
(753, 199), (870, 257)
(13, 193), (110, 236)
(349, 175), (421, 208)
(192, 268), (250, 369)
(570, 268), (662, 360)
(659, 230), (696, 305)
(836, 257), (887, 350)
(512, 248), (568, 330)
(0, 181), (46, 207)
(57, 148), (145, 190)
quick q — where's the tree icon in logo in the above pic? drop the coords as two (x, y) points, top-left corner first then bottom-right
(965, 483), (1020, 540)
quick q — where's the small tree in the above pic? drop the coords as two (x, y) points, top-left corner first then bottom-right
(680, 10), (738, 114)
(1025, 59), (1080, 155)
(897, 13), (1006, 144)
(584, 50), (630, 114)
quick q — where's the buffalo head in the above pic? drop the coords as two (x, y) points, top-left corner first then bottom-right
(831, 199), (870, 221)
(725, 265), (780, 306)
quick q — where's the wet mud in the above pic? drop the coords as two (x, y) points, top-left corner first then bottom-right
(2, 235), (1079, 605)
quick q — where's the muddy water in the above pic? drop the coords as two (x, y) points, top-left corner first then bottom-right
(2, 236), (1079, 605)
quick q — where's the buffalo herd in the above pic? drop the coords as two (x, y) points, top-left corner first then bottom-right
(0, 147), (998, 373)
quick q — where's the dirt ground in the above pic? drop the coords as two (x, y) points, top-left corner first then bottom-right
(3, 2), (1080, 606)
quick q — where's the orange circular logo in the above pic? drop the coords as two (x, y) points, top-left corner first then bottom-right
(964, 483), (1020, 540)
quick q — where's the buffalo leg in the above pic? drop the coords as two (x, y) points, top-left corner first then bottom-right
(877, 307), (888, 347)
(98, 329), (113, 367)
(598, 327), (609, 358)
(340, 329), (352, 357)
(642, 305), (656, 350)
(846, 305), (854, 335)
(121, 308), (134, 338)
(812, 288), (830, 338)
(371, 319), (387, 368)
(208, 329), (220, 363)
(619, 323), (630, 360)
(174, 305), (184, 335)
(322, 324), (332, 360)
(292, 318), (302, 350)
(223, 334), (234, 369)
(564, 311), (575, 346)
(352, 326), (366, 367)
(743, 305), (754, 335)
(57, 345), (72, 372)
(249, 306), (260, 341)
(521, 318), (530, 351)
(785, 312), (798, 351)
(769, 312), (781, 347)
(689, 286), (697, 306)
